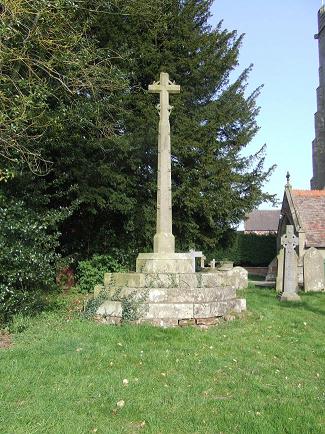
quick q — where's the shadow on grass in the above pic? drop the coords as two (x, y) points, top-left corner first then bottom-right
(248, 286), (325, 317)
(279, 298), (325, 317)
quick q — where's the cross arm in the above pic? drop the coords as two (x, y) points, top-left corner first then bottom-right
(148, 82), (181, 94)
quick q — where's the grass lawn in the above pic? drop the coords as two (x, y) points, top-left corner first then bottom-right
(0, 286), (324, 434)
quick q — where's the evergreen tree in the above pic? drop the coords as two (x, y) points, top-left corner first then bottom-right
(92, 0), (275, 253)
(0, 0), (130, 256)
(2, 0), (275, 262)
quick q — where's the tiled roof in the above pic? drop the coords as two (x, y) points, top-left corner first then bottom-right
(291, 189), (325, 247)
(293, 190), (325, 197)
(244, 210), (281, 232)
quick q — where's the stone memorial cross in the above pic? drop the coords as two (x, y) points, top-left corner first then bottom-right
(280, 225), (300, 300)
(149, 72), (180, 254)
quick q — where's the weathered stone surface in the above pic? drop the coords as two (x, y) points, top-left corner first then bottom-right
(199, 273), (224, 288)
(304, 247), (325, 292)
(104, 271), (245, 292)
(178, 319), (196, 326)
(280, 225), (300, 301)
(148, 72), (180, 254)
(194, 286), (235, 303)
(178, 273), (198, 289)
(97, 301), (122, 317)
(135, 286), (235, 304)
(145, 303), (194, 319)
(143, 273), (179, 288)
(136, 253), (193, 273)
(276, 248), (284, 293)
(231, 298), (247, 313)
(194, 302), (227, 318)
(97, 269), (246, 325)
(224, 314), (236, 321)
(230, 267), (248, 289)
(104, 272), (145, 288)
(266, 256), (277, 281)
(147, 287), (190, 303)
(195, 317), (221, 326)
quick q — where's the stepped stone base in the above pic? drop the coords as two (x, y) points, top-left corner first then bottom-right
(94, 267), (248, 327)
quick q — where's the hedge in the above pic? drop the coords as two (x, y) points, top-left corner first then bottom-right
(211, 232), (277, 267)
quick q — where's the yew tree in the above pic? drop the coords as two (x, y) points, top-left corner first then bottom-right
(92, 0), (275, 252)
(1, 0), (275, 260)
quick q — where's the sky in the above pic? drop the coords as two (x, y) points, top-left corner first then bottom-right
(210, 0), (321, 209)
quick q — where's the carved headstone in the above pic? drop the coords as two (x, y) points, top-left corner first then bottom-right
(266, 256), (277, 282)
(280, 225), (301, 301)
(276, 248), (284, 293)
(304, 247), (325, 292)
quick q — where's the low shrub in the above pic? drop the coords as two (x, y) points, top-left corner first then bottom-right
(77, 254), (126, 293)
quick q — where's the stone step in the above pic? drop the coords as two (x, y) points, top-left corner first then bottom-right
(97, 285), (236, 304)
(97, 298), (246, 321)
(103, 268), (247, 290)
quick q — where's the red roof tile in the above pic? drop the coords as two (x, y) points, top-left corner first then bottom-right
(291, 189), (325, 247)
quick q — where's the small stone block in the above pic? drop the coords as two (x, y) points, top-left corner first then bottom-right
(178, 319), (196, 326)
(195, 317), (220, 326)
(178, 273), (198, 288)
(224, 314), (236, 321)
(232, 298), (247, 313)
(97, 301), (122, 317)
(145, 303), (194, 319)
(144, 273), (179, 288)
(104, 273), (144, 288)
(200, 273), (223, 288)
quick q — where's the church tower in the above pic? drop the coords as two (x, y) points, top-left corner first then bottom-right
(311, 6), (325, 190)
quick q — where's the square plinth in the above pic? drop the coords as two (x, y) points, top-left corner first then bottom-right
(136, 252), (194, 273)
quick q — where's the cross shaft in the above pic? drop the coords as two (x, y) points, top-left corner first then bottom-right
(148, 72), (180, 253)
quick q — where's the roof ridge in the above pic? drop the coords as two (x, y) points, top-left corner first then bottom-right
(292, 189), (325, 196)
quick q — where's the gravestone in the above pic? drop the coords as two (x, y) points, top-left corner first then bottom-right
(266, 256), (277, 282)
(304, 247), (325, 292)
(280, 225), (300, 301)
(275, 248), (284, 293)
